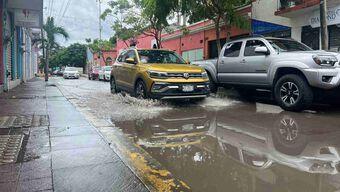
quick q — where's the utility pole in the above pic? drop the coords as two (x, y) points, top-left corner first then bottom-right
(97, 0), (102, 41)
(41, 29), (48, 82)
(96, 0), (103, 65)
(320, 0), (328, 50)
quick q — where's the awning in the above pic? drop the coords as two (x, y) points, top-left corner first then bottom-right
(252, 19), (291, 35)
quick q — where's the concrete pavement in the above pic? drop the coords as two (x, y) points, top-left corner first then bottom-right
(0, 78), (147, 192)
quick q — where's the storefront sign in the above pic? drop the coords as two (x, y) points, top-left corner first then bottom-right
(310, 5), (340, 28)
(14, 9), (42, 28)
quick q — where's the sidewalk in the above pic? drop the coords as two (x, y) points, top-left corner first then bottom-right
(0, 78), (147, 192)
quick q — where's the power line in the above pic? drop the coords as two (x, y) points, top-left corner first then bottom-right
(47, 0), (52, 17)
(50, 0), (55, 17)
(56, 0), (67, 24)
(59, 0), (72, 25)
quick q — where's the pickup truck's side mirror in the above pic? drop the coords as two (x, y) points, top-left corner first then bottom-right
(254, 46), (270, 55)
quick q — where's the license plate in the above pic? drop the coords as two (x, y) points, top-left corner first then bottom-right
(182, 85), (194, 92)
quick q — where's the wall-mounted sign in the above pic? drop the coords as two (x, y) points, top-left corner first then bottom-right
(14, 9), (42, 28)
(310, 5), (340, 28)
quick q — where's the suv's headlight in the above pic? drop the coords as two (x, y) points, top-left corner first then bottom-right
(313, 54), (338, 66)
(148, 71), (168, 79)
(202, 72), (208, 79)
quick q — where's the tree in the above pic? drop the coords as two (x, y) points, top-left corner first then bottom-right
(101, 0), (142, 47)
(49, 43), (87, 69)
(138, 0), (179, 48)
(34, 17), (69, 80)
(186, 0), (251, 54)
(102, 0), (180, 48)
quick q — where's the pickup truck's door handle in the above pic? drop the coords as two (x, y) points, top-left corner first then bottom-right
(240, 59), (246, 64)
(221, 60), (225, 64)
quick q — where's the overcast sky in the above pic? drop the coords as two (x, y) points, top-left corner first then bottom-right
(43, 0), (113, 46)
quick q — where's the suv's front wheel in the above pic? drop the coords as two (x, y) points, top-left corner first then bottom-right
(135, 80), (148, 99)
(274, 74), (313, 112)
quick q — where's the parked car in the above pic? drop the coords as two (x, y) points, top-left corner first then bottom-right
(52, 70), (59, 76)
(57, 69), (64, 76)
(99, 66), (112, 81)
(193, 35), (340, 111)
(88, 66), (100, 80)
(63, 67), (80, 79)
(110, 48), (210, 100)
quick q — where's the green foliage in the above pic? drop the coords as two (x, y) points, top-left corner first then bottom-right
(102, 0), (181, 48)
(87, 38), (115, 53)
(49, 43), (87, 69)
(35, 17), (69, 70)
(101, 0), (144, 46)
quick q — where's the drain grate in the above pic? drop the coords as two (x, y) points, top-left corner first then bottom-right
(0, 135), (24, 165)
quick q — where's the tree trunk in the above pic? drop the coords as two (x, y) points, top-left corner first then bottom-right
(215, 16), (222, 56)
(158, 29), (162, 48)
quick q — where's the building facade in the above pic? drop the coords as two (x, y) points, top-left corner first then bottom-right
(254, 0), (340, 51)
(1, 0), (42, 92)
(114, 0), (339, 62)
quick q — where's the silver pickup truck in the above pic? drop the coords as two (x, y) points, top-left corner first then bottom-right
(193, 36), (340, 111)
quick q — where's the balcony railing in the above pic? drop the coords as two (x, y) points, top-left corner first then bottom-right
(278, 0), (304, 10)
(276, 0), (320, 16)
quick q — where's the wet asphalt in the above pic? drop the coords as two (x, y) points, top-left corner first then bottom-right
(55, 77), (340, 192)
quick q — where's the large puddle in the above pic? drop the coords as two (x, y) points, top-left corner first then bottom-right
(113, 103), (340, 192)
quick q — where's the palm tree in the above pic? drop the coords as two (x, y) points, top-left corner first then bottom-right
(40, 17), (69, 81)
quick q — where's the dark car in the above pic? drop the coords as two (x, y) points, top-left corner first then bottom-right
(88, 66), (101, 80)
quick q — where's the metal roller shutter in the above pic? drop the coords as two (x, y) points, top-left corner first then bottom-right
(329, 25), (340, 51)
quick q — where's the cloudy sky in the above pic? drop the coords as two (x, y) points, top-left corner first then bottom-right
(43, 0), (113, 46)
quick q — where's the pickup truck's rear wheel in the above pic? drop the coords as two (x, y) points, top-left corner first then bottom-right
(274, 74), (313, 111)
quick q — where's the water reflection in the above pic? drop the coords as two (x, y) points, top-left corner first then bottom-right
(114, 103), (340, 192)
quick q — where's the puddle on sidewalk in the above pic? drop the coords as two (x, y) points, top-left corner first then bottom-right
(112, 104), (340, 192)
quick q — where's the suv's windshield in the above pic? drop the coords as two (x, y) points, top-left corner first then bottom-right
(137, 50), (186, 64)
(65, 67), (77, 71)
(267, 39), (313, 52)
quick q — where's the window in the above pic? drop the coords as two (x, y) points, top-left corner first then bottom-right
(117, 51), (127, 62)
(224, 42), (242, 57)
(268, 38), (312, 52)
(244, 40), (267, 56)
(182, 49), (204, 62)
(121, 50), (137, 64)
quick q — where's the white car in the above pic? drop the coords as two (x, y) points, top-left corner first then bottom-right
(63, 67), (80, 79)
(99, 66), (112, 81)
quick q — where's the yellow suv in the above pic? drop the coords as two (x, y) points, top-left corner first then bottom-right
(110, 48), (210, 100)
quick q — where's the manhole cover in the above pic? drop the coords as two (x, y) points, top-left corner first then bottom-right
(0, 135), (24, 165)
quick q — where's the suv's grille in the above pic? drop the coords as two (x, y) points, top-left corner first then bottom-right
(167, 73), (202, 78)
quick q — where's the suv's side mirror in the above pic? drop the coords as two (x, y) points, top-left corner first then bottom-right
(126, 58), (136, 64)
(255, 46), (270, 55)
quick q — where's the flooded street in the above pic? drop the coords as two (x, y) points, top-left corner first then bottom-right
(55, 77), (340, 192)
